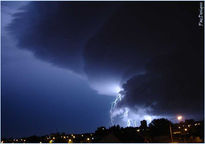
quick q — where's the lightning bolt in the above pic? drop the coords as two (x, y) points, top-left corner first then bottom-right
(124, 107), (132, 127)
(110, 92), (138, 127)
(110, 90), (158, 127)
(110, 92), (123, 125)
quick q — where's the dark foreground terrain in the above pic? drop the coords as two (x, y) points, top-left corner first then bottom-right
(2, 118), (204, 143)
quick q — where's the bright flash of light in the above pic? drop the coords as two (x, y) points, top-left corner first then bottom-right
(110, 90), (123, 124)
(89, 81), (123, 96)
(109, 85), (162, 127)
(110, 93), (161, 127)
(114, 86), (123, 93)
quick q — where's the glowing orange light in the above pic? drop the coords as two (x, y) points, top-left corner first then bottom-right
(68, 139), (72, 143)
(177, 115), (182, 121)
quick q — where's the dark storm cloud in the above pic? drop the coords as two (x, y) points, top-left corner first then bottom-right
(9, 2), (203, 116)
(83, 2), (203, 117)
(8, 2), (118, 74)
(83, 2), (203, 85)
(118, 52), (203, 116)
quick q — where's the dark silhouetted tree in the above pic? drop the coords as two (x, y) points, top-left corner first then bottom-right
(149, 118), (172, 136)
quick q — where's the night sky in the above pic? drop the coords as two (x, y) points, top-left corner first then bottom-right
(2, 1), (204, 138)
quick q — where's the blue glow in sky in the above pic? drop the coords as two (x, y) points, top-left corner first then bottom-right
(2, 2), (114, 138)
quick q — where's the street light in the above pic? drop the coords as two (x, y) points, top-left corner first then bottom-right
(177, 115), (183, 121)
(170, 115), (183, 143)
(68, 139), (72, 143)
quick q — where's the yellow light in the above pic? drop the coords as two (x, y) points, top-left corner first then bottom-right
(53, 137), (55, 140)
(137, 129), (140, 132)
(64, 136), (66, 139)
(184, 128), (187, 131)
(24, 140), (26, 142)
(49, 140), (53, 143)
(178, 126), (181, 129)
(81, 135), (84, 137)
(173, 131), (181, 134)
(40, 142), (42, 143)
(188, 125), (191, 127)
(68, 139), (72, 143)
(87, 138), (90, 141)
(73, 136), (75, 139)
(177, 115), (182, 121)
